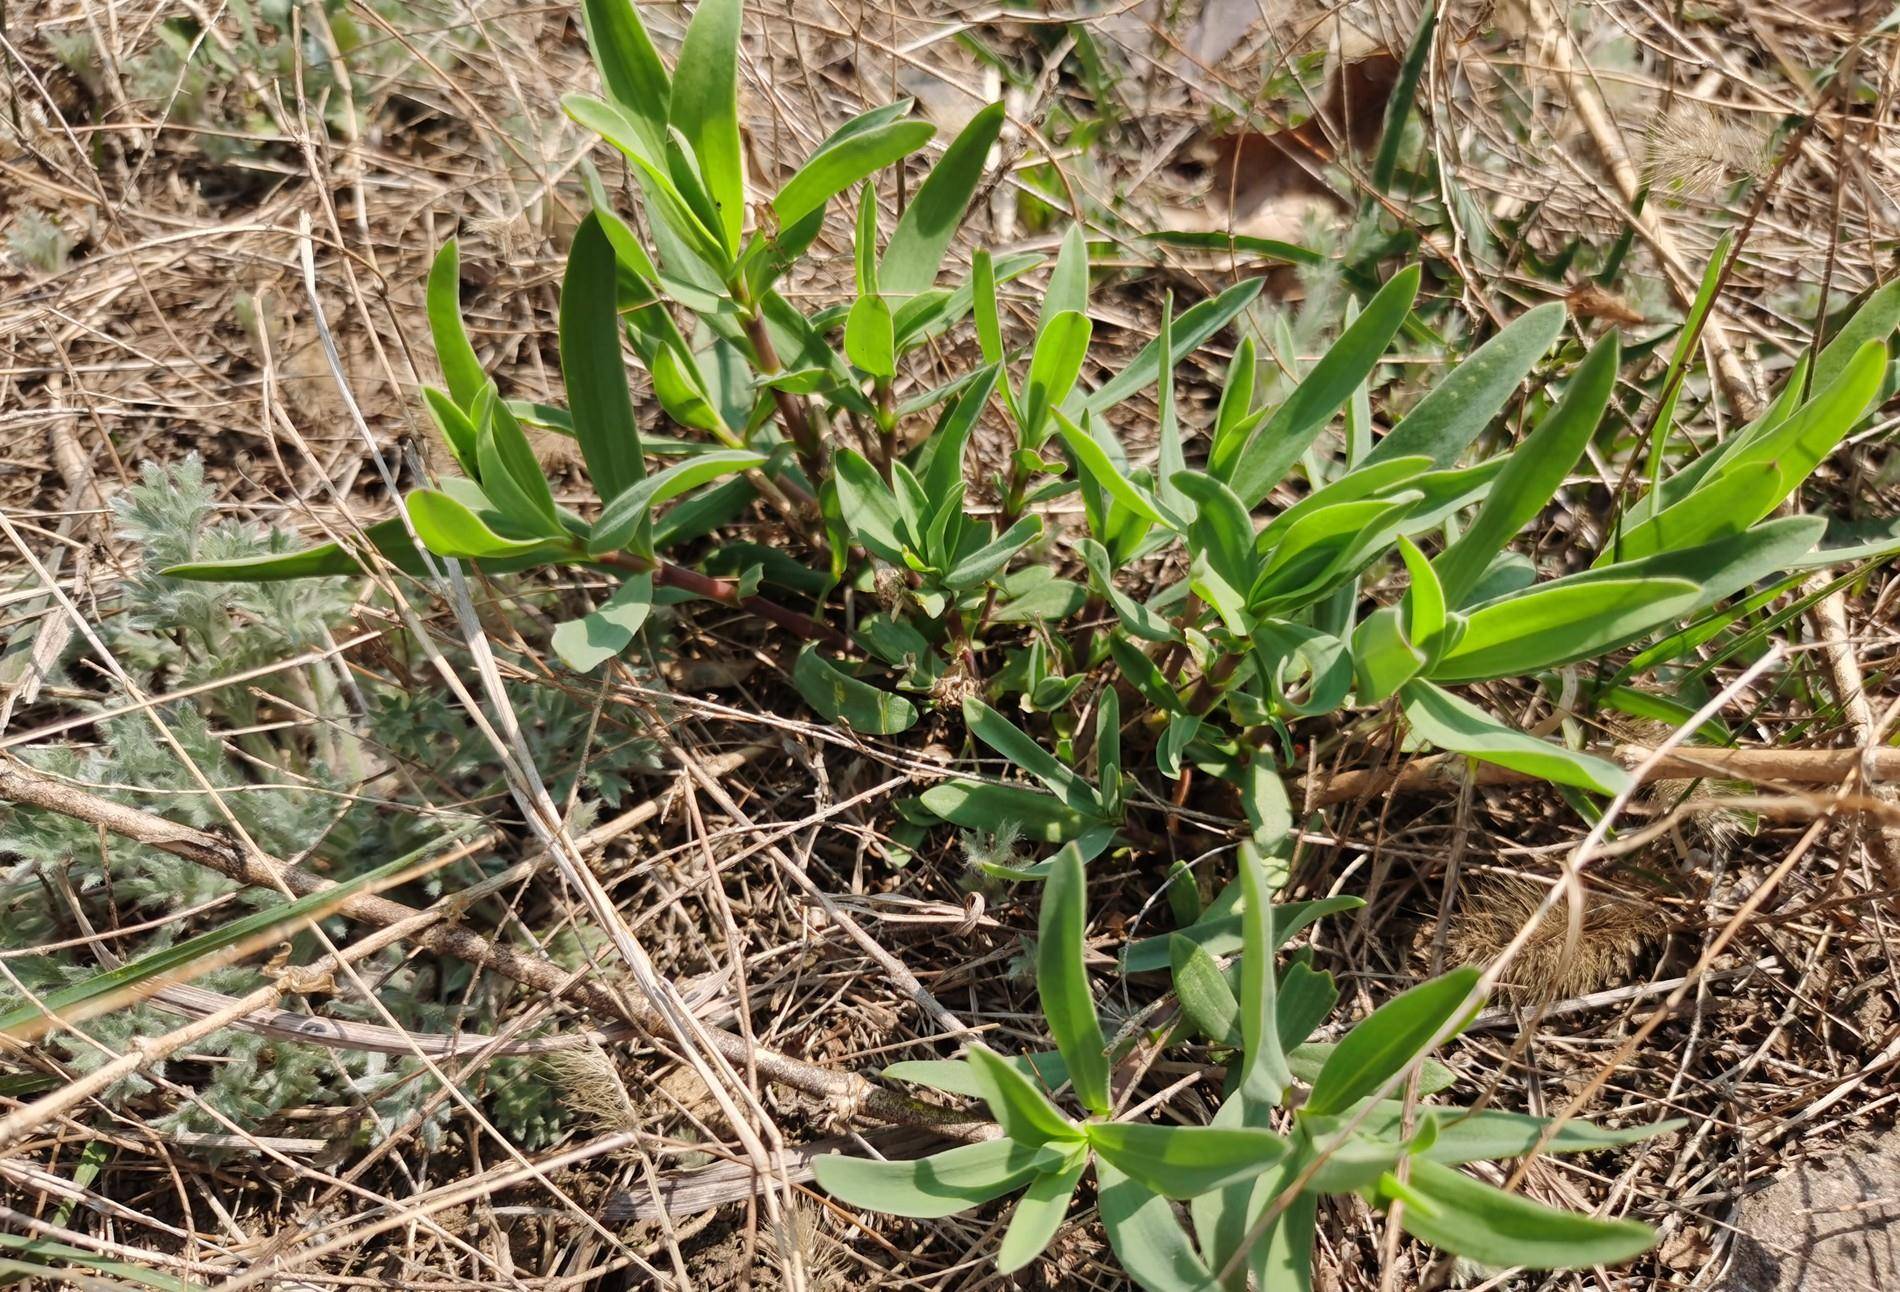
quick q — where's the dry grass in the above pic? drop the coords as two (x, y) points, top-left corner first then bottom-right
(3, 1), (1900, 1289)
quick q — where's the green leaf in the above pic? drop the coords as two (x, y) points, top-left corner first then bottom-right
(1695, 340), (1885, 517)
(775, 117), (934, 230)
(427, 240), (486, 411)
(1370, 3), (1437, 191)
(1644, 233), (1731, 479)
(792, 645), (918, 735)
(1428, 577), (1701, 683)
(1433, 331), (1619, 605)
(1395, 534), (1446, 661)
(1039, 842), (1112, 1116)
(1084, 278), (1266, 414)
(1171, 936), (1240, 1044)
(1227, 265), (1420, 506)
(0, 829), (474, 1039)
(845, 294), (896, 379)
(1816, 277), (1900, 390)
(1175, 471), (1258, 595)
(965, 1043), (1084, 1146)
(881, 101), (1006, 298)
(1041, 223), (1090, 336)
(587, 450), (766, 554)
(552, 570), (654, 672)
(1053, 411), (1171, 528)
(1366, 302), (1566, 468)
(1096, 1162), (1219, 1292)
(422, 386), (479, 475)
(832, 447), (909, 562)
(1304, 966), (1481, 1116)
(565, 95), (729, 270)
(1287, 1044), (1453, 1095)
(917, 780), (1095, 844)
(0, 1236), (193, 1292)
(811, 1138), (1063, 1219)
(1603, 462), (1784, 565)
(1236, 842), (1291, 1108)
(405, 489), (566, 560)
(580, 0), (670, 154)
(1399, 679), (1631, 796)
(943, 515), (1043, 590)
(1277, 963), (1340, 1054)
(1388, 1159), (1657, 1270)
(996, 1153), (1087, 1274)
(1351, 1107), (1683, 1165)
(1086, 1123), (1289, 1200)
(1351, 606), (1427, 704)
(1512, 516), (1824, 625)
(667, 0), (745, 255)
(884, 1050), (1070, 1098)
(475, 391), (563, 537)
(964, 698), (1100, 813)
(1022, 310), (1093, 445)
(561, 214), (647, 499)
(162, 517), (427, 583)
(1123, 894), (1363, 974)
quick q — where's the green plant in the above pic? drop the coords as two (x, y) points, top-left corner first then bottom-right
(149, 0), (1900, 1279)
(815, 844), (1678, 1286)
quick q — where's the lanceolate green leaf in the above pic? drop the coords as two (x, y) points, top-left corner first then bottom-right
(1428, 577), (1700, 683)
(589, 453), (766, 554)
(1053, 412), (1170, 528)
(1370, 2), (1437, 192)
(406, 489), (566, 561)
(996, 1154), (1087, 1274)
(792, 645), (918, 735)
(882, 101), (1006, 297)
(1039, 843), (1112, 1116)
(774, 117), (935, 229)
(667, 0), (745, 255)
(1366, 302), (1565, 468)
(963, 698), (1099, 812)
(1123, 895), (1364, 974)
(1304, 966), (1480, 1116)
(1086, 1123), (1289, 1200)
(162, 517), (428, 582)
(1399, 679), (1631, 796)
(1227, 265), (1420, 506)
(1388, 1159), (1657, 1270)
(475, 393), (563, 538)
(1170, 936), (1240, 1044)
(1236, 842), (1291, 1108)
(1023, 311), (1093, 445)
(427, 240), (486, 411)
(562, 214), (647, 500)
(1096, 1162), (1219, 1292)
(812, 1138), (1063, 1219)
(1351, 1106), (1684, 1164)
(1644, 232), (1731, 480)
(1815, 276), (1900, 390)
(917, 780), (1094, 844)
(965, 1043), (1083, 1146)
(1432, 331), (1619, 605)
(580, 0), (670, 153)
(1082, 277), (1266, 414)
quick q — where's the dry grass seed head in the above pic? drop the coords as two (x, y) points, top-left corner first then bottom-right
(762, 1198), (849, 1292)
(1441, 878), (1652, 1003)
(540, 1043), (637, 1132)
(1643, 101), (1772, 196)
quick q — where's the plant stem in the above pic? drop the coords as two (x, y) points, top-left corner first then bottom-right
(597, 550), (847, 651)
